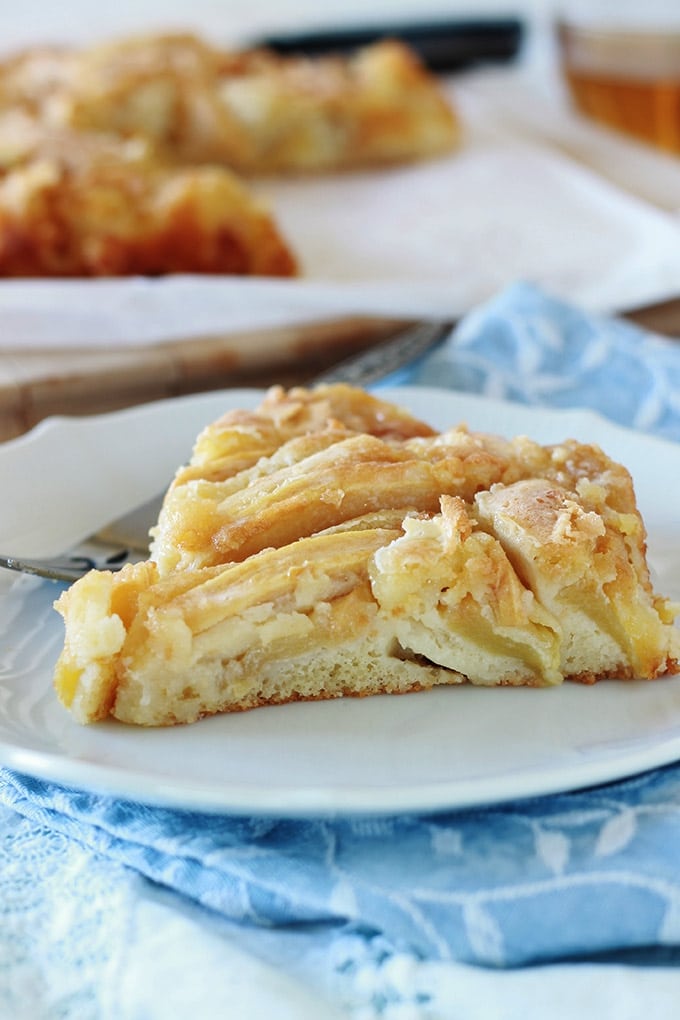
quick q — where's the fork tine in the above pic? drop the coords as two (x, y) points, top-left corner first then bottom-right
(0, 547), (142, 583)
(0, 554), (90, 583)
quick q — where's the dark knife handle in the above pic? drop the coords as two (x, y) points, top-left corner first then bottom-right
(250, 17), (525, 73)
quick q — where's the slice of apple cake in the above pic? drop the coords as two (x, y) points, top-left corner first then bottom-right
(53, 384), (679, 726)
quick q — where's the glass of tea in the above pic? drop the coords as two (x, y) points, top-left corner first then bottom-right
(556, 1), (680, 152)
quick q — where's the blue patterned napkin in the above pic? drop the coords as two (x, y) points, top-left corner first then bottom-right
(408, 280), (680, 442)
(2, 282), (680, 1015)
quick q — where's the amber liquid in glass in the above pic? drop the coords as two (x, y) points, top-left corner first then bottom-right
(563, 65), (680, 152)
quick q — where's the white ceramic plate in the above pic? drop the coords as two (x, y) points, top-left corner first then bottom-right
(0, 386), (679, 816)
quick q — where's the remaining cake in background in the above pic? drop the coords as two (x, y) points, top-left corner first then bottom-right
(53, 384), (680, 727)
(0, 127), (297, 277)
(0, 31), (459, 276)
(0, 32), (459, 173)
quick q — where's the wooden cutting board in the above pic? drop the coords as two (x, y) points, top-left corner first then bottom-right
(0, 315), (412, 442)
(1, 294), (678, 444)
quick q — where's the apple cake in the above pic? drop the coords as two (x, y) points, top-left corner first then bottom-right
(1, 31), (458, 173)
(53, 384), (680, 726)
(0, 31), (458, 276)
(0, 124), (297, 277)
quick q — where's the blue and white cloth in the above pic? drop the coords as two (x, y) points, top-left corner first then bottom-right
(410, 281), (680, 443)
(2, 282), (680, 1019)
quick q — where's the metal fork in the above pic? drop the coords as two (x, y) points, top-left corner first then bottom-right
(0, 318), (454, 583)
